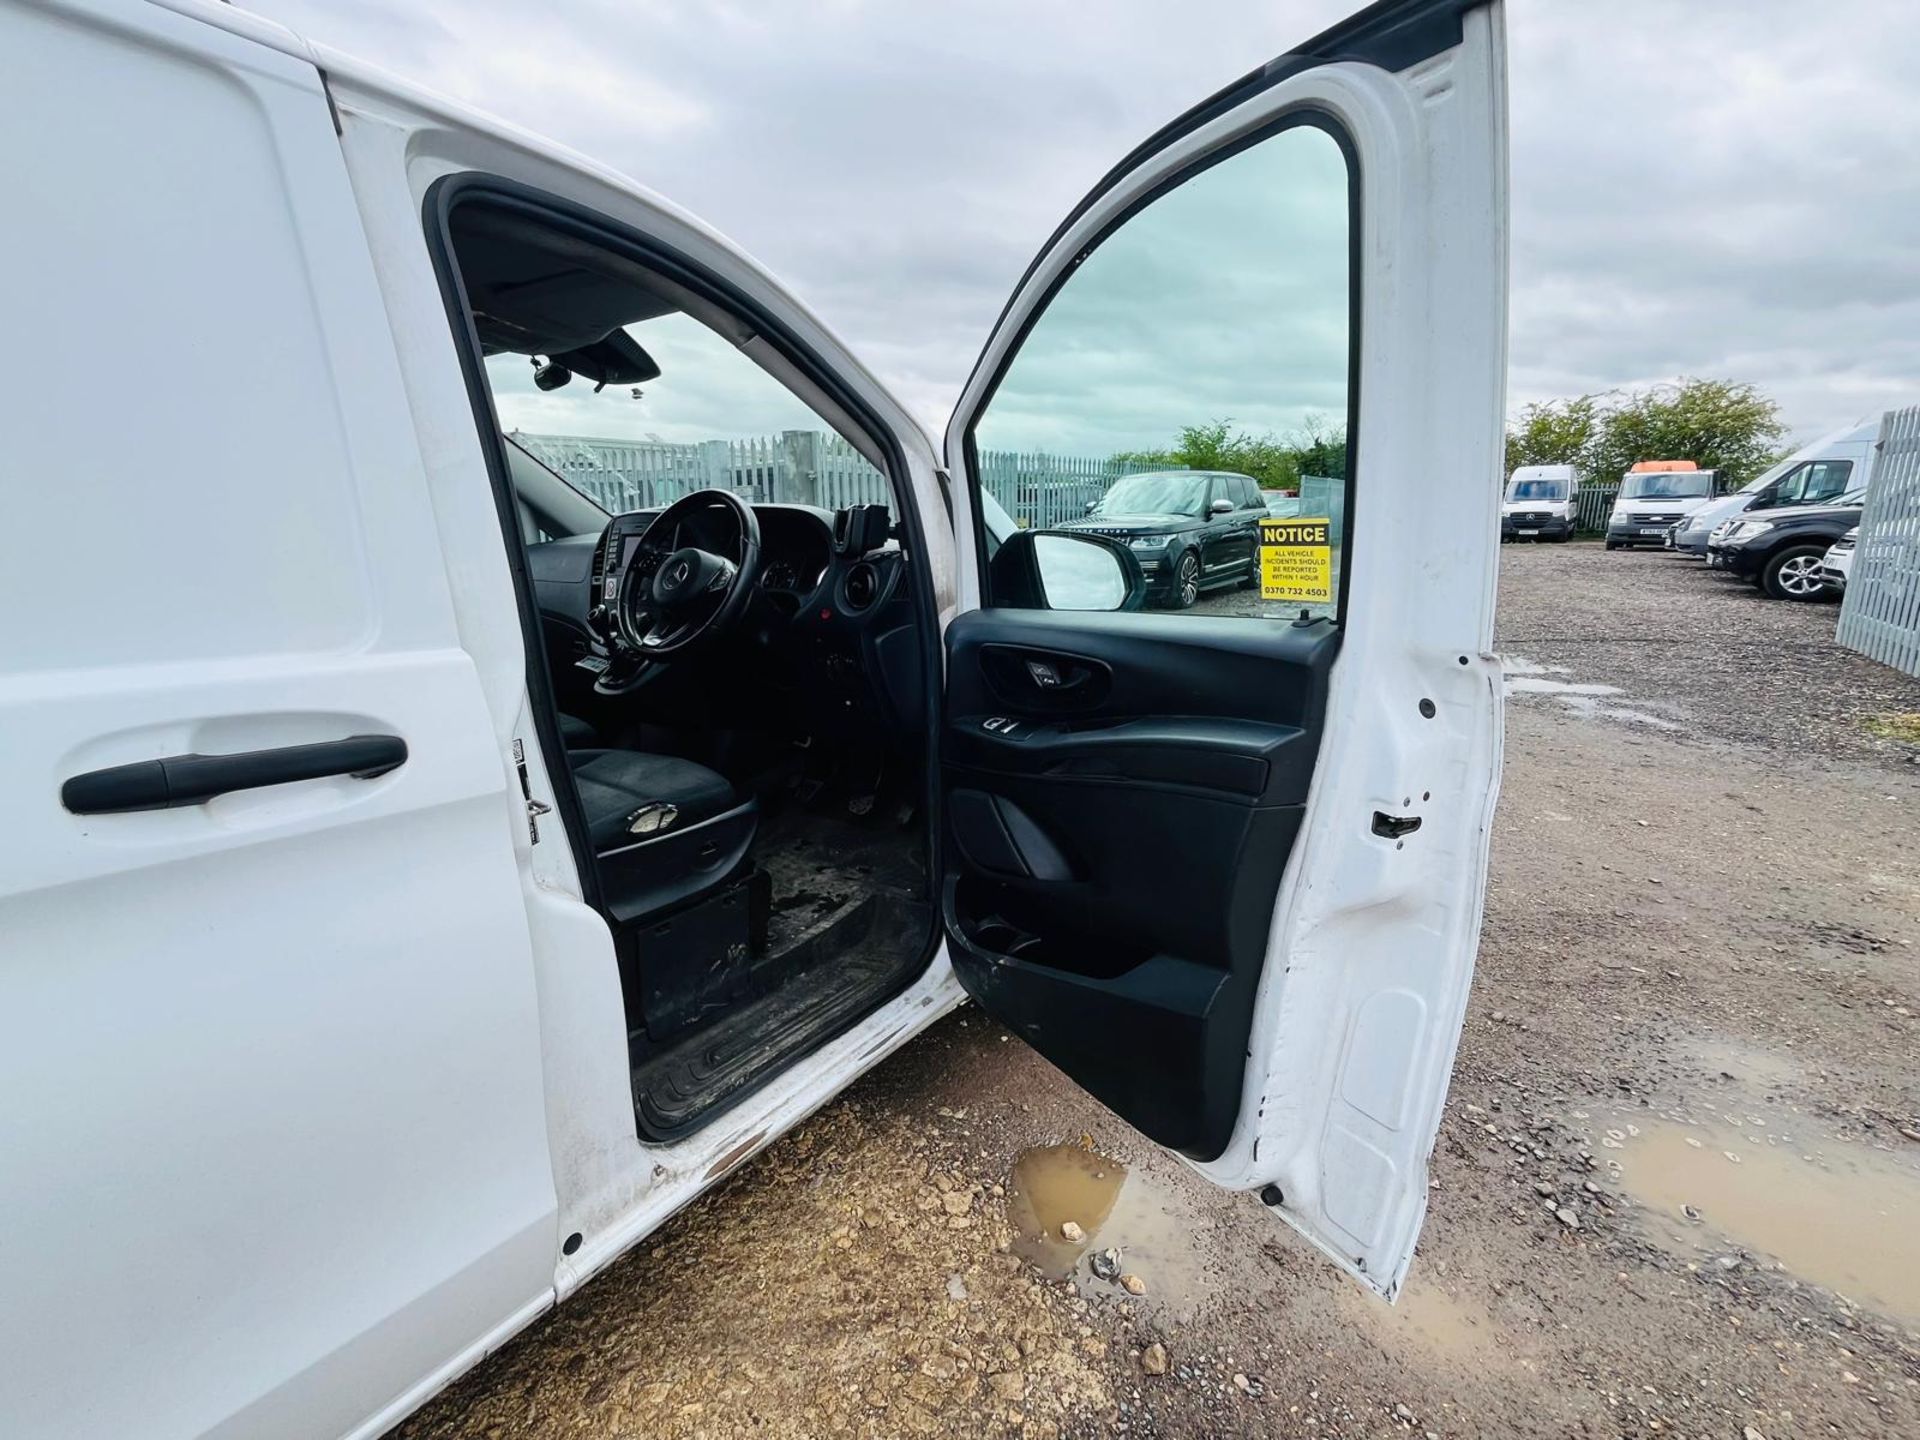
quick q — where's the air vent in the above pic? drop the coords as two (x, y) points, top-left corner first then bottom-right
(843, 560), (879, 612)
(590, 525), (611, 595)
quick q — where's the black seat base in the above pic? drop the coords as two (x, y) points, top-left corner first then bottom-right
(626, 865), (772, 1042)
(568, 747), (757, 925)
(597, 796), (758, 925)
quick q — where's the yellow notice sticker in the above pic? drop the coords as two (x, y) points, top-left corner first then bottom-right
(1258, 517), (1333, 605)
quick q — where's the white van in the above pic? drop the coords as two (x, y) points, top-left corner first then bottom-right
(1604, 463), (1721, 549)
(1500, 463), (1580, 541)
(0, 2), (1510, 1437)
(1669, 417), (1881, 557)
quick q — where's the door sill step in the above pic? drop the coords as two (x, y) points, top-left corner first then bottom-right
(630, 893), (928, 1140)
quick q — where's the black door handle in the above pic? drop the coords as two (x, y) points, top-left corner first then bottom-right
(62, 734), (408, 815)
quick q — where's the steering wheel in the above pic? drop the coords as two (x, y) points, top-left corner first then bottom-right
(599, 489), (761, 692)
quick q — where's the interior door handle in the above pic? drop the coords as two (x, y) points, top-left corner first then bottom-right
(61, 734), (408, 815)
(1023, 658), (1089, 692)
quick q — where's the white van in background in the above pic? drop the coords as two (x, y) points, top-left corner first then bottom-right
(1605, 462), (1720, 550)
(1668, 416), (1881, 557)
(1500, 463), (1579, 542)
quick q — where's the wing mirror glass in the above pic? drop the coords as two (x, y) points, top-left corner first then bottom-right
(988, 531), (1146, 612)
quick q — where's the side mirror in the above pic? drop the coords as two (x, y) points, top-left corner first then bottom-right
(1209, 497), (1234, 515)
(1084, 499), (1100, 514)
(988, 531), (1146, 612)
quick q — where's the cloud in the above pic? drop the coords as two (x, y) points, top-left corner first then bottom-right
(256, 0), (1920, 446)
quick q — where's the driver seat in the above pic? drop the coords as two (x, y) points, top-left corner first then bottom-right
(569, 749), (757, 923)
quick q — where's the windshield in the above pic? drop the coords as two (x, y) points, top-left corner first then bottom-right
(1094, 473), (1206, 516)
(1506, 478), (1568, 501)
(1621, 472), (1711, 499)
(484, 312), (894, 522)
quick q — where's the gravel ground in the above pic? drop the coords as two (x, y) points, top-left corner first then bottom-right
(1491, 541), (1920, 766)
(394, 546), (1920, 1440)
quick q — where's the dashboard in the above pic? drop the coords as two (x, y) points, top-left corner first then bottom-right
(586, 503), (841, 614)
(525, 500), (919, 739)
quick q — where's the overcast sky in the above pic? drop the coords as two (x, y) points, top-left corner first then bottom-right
(258, 0), (1918, 447)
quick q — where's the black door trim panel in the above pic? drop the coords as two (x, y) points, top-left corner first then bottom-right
(63, 735), (409, 815)
(942, 608), (1337, 1158)
(949, 716), (1294, 802)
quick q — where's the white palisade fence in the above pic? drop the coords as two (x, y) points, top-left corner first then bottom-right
(508, 429), (894, 513)
(511, 429), (1180, 530)
(1837, 405), (1920, 677)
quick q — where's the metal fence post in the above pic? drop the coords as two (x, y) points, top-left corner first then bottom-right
(1837, 406), (1920, 677)
(693, 439), (729, 494)
(1576, 485), (1618, 535)
(779, 429), (821, 507)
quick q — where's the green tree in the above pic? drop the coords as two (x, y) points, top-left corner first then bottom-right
(1504, 394), (1599, 477)
(1112, 417), (1346, 491)
(1289, 414), (1348, 482)
(1502, 379), (1786, 492)
(1582, 379), (1785, 492)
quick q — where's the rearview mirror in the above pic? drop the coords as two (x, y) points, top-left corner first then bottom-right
(988, 531), (1146, 612)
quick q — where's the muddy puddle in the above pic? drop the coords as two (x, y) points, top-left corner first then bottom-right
(1344, 1274), (1500, 1357)
(1502, 655), (1685, 731)
(1606, 1112), (1920, 1323)
(1005, 1143), (1205, 1307)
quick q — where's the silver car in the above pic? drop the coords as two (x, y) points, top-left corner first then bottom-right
(1818, 527), (1856, 591)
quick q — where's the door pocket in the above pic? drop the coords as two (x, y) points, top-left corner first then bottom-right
(943, 875), (1230, 1151)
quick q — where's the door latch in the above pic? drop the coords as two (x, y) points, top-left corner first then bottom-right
(1371, 810), (1422, 840)
(512, 738), (553, 844)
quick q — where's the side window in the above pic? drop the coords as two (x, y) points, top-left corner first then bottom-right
(1768, 463), (1810, 505)
(1768, 461), (1855, 507)
(1802, 459), (1854, 503)
(971, 121), (1352, 618)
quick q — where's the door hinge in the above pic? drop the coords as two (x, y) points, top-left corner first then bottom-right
(512, 738), (553, 844)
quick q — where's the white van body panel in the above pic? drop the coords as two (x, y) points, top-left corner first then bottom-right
(0, 3), (561, 1435)
(946, 7), (1509, 1297)
(1684, 418), (1881, 542)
